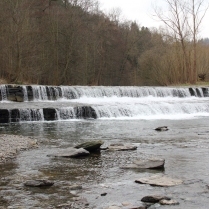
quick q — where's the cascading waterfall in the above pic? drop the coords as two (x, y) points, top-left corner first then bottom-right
(19, 109), (44, 122)
(22, 86), (28, 102)
(55, 107), (76, 120)
(58, 86), (193, 98)
(91, 100), (209, 119)
(0, 85), (8, 101)
(47, 86), (61, 100)
(32, 85), (48, 101)
(1, 85), (209, 122)
(192, 87), (204, 97)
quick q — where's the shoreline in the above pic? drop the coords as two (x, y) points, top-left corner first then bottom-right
(0, 134), (38, 164)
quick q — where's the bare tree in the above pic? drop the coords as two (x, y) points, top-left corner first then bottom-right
(188, 0), (209, 83)
(154, 0), (209, 84)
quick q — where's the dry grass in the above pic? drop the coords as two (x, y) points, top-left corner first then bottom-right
(0, 78), (8, 85)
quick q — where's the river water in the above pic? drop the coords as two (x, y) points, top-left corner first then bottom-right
(0, 118), (209, 209)
(0, 86), (209, 208)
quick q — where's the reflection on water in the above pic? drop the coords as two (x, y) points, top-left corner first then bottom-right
(0, 118), (209, 208)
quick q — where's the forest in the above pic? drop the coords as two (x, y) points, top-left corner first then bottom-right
(0, 0), (209, 86)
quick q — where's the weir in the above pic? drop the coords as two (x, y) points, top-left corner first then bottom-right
(1, 85), (209, 102)
(1, 85), (209, 123)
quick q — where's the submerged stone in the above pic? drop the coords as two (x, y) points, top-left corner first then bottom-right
(69, 185), (82, 190)
(24, 179), (54, 187)
(47, 147), (90, 158)
(134, 158), (165, 169)
(108, 143), (137, 151)
(121, 158), (165, 170)
(135, 175), (183, 187)
(74, 140), (104, 152)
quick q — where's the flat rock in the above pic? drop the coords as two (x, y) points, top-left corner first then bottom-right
(24, 179), (54, 187)
(135, 175), (183, 187)
(108, 143), (137, 151)
(74, 140), (104, 152)
(69, 185), (82, 190)
(47, 147), (89, 158)
(159, 199), (179, 205)
(122, 158), (165, 170)
(141, 195), (170, 203)
(105, 205), (146, 209)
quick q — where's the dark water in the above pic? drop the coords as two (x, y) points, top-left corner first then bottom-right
(0, 118), (209, 209)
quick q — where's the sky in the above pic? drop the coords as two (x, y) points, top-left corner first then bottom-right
(98, 0), (209, 38)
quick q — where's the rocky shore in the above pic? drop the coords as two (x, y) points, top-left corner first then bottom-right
(0, 134), (38, 164)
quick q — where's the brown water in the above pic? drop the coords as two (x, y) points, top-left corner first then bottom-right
(0, 118), (209, 209)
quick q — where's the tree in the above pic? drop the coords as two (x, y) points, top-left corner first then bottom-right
(154, 0), (209, 84)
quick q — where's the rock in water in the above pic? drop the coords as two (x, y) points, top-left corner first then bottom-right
(24, 179), (54, 187)
(159, 199), (179, 205)
(155, 126), (168, 131)
(108, 143), (137, 151)
(68, 185), (82, 190)
(74, 140), (104, 152)
(135, 175), (183, 187)
(121, 158), (165, 170)
(141, 195), (171, 203)
(133, 158), (165, 169)
(47, 147), (90, 158)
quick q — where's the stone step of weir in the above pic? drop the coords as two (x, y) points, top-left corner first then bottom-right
(0, 85), (64, 102)
(0, 106), (97, 123)
(1, 85), (209, 102)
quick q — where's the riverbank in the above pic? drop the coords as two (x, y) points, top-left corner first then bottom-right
(0, 134), (38, 164)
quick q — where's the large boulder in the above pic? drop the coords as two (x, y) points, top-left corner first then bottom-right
(74, 140), (104, 152)
(47, 147), (90, 158)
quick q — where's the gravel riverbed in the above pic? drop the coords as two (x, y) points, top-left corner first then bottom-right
(0, 134), (38, 164)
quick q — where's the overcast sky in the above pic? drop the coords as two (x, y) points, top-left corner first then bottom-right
(98, 0), (209, 38)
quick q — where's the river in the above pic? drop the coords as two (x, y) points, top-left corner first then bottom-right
(0, 85), (209, 208)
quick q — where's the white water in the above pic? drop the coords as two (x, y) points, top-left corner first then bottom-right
(27, 85), (199, 100)
(19, 109), (44, 122)
(59, 86), (192, 98)
(55, 96), (209, 120)
(22, 86), (28, 102)
(32, 85), (48, 101)
(0, 85), (8, 101)
(1, 85), (209, 121)
(55, 107), (76, 120)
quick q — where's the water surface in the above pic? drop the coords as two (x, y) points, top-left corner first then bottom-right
(0, 118), (209, 208)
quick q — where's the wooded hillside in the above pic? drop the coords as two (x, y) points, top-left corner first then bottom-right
(0, 0), (209, 86)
